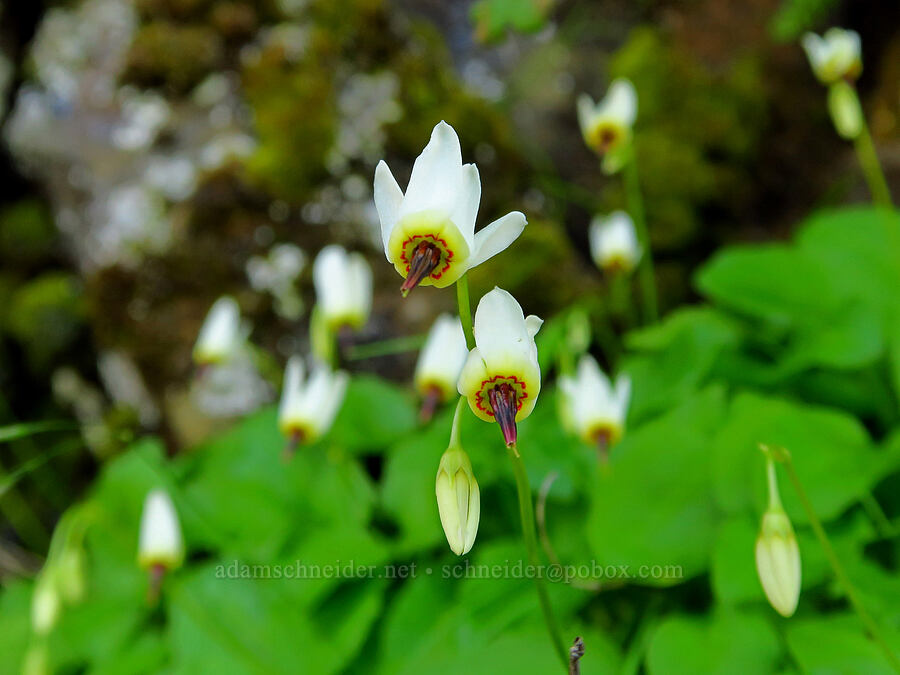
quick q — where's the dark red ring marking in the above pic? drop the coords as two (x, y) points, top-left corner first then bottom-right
(475, 375), (527, 417)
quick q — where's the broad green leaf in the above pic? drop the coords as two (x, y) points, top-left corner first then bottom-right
(712, 392), (876, 522)
(785, 615), (900, 675)
(646, 610), (781, 675)
(330, 376), (417, 455)
(587, 387), (726, 583)
(695, 244), (843, 328)
(0, 581), (32, 675)
(622, 307), (741, 420)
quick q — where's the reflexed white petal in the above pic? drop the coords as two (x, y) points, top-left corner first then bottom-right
(469, 211), (527, 269)
(374, 160), (404, 256)
(472, 287), (528, 364)
(613, 374), (632, 418)
(450, 163), (481, 246)
(349, 253), (373, 322)
(801, 32), (827, 69)
(401, 121), (464, 218)
(525, 315), (543, 339)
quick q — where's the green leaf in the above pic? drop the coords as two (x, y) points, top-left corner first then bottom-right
(696, 244), (844, 328)
(646, 610), (781, 675)
(711, 392), (876, 523)
(785, 615), (900, 675)
(330, 375), (417, 455)
(586, 387), (727, 583)
(622, 307), (742, 420)
(0, 581), (32, 675)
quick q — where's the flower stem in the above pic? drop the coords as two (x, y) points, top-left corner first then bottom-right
(344, 334), (426, 360)
(508, 445), (568, 669)
(456, 274), (476, 350)
(449, 395), (466, 449)
(622, 150), (658, 324)
(852, 104), (894, 209)
(769, 446), (900, 672)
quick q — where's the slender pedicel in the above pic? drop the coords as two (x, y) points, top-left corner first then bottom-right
(282, 429), (304, 462)
(400, 242), (441, 296)
(488, 383), (518, 448)
(419, 385), (442, 423)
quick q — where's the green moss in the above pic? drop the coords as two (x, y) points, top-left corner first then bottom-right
(123, 22), (224, 94)
(6, 273), (86, 371)
(0, 199), (56, 264)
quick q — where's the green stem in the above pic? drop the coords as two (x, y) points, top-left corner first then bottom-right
(852, 110), (894, 209)
(775, 449), (900, 672)
(622, 150), (658, 324)
(456, 274), (476, 350)
(449, 396), (466, 449)
(508, 446), (568, 669)
(609, 273), (637, 330)
(860, 491), (896, 540)
(344, 334), (426, 360)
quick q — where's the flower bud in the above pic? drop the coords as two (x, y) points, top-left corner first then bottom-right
(138, 489), (185, 572)
(435, 447), (480, 556)
(827, 81), (863, 140)
(31, 573), (61, 636)
(57, 547), (86, 604)
(755, 459), (801, 617)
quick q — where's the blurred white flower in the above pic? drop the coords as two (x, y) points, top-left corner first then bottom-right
(577, 78), (637, 172)
(589, 211), (642, 273)
(193, 296), (245, 366)
(415, 314), (469, 406)
(559, 355), (631, 453)
(278, 356), (349, 448)
(312, 245), (372, 332)
(138, 489), (184, 571)
(802, 28), (862, 85)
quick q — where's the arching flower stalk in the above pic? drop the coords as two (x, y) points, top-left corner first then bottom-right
(373, 121), (527, 296)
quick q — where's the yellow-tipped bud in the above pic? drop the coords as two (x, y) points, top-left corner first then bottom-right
(756, 458), (801, 617)
(435, 447), (480, 556)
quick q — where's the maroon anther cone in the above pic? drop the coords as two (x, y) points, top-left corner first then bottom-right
(400, 242), (441, 296)
(488, 383), (518, 448)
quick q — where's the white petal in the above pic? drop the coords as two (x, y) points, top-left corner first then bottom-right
(468, 211), (527, 269)
(374, 160), (404, 257)
(449, 163), (481, 246)
(401, 121), (463, 217)
(138, 489), (183, 565)
(577, 93), (596, 134)
(525, 315), (543, 339)
(604, 79), (637, 126)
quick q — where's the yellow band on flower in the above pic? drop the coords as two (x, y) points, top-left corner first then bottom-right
(387, 210), (470, 288)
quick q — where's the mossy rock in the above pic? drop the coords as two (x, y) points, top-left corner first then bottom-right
(123, 21), (224, 94)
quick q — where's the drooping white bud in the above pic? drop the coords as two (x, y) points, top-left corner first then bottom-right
(138, 489), (185, 571)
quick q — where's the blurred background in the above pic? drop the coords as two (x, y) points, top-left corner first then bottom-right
(1, 0), (899, 673)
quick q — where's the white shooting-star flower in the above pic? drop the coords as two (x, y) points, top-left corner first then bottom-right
(577, 78), (637, 172)
(138, 489), (184, 572)
(278, 356), (349, 451)
(802, 28), (862, 85)
(457, 288), (542, 448)
(559, 355), (631, 457)
(374, 121), (527, 295)
(312, 245), (372, 332)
